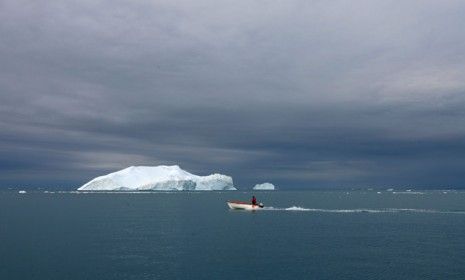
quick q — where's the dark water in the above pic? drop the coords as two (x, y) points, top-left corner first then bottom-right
(1, 190), (465, 280)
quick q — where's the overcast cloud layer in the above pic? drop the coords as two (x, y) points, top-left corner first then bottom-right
(1, 0), (465, 189)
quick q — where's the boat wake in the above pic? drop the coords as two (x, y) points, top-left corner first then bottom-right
(262, 206), (465, 214)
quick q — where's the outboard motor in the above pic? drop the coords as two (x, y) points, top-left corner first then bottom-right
(258, 202), (264, 208)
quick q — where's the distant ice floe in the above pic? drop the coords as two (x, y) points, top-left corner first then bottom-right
(253, 182), (276, 190)
(393, 191), (424, 195)
(18, 190), (26, 194)
(78, 165), (237, 191)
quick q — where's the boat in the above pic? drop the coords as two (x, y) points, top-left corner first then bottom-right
(227, 200), (264, 210)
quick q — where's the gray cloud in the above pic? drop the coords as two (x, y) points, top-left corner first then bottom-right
(1, 0), (465, 188)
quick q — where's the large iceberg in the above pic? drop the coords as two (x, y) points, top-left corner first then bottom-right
(78, 165), (236, 191)
(253, 182), (276, 190)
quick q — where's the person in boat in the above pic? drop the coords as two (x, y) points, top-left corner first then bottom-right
(251, 196), (257, 205)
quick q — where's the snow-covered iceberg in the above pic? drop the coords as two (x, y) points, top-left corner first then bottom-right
(78, 165), (236, 191)
(253, 182), (276, 190)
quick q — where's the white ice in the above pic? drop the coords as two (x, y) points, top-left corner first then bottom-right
(77, 165), (237, 191)
(253, 182), (276, 190)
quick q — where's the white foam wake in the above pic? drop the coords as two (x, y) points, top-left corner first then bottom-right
(262, 206), (465, 214)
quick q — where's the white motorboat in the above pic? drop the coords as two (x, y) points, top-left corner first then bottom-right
(227, 200), (264, 210)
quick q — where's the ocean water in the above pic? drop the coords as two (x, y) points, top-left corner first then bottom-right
(1, 190), (465, 280)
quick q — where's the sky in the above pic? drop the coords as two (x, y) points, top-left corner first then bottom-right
(1, 0), (465, 189)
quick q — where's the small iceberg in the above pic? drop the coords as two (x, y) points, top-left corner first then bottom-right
(18, 190), (27, 194)
(78, 165), (237, 191)
(253, 182), (276, 190)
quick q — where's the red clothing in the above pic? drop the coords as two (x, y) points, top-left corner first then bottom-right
(252, 196), (257, 205)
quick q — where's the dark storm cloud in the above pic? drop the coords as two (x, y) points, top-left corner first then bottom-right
(1, 0), (465, 188)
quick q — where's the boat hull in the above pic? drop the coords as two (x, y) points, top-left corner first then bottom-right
(227, 201), (262, 210)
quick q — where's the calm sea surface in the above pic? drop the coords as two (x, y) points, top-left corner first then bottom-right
(1, 190), (465, 280)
